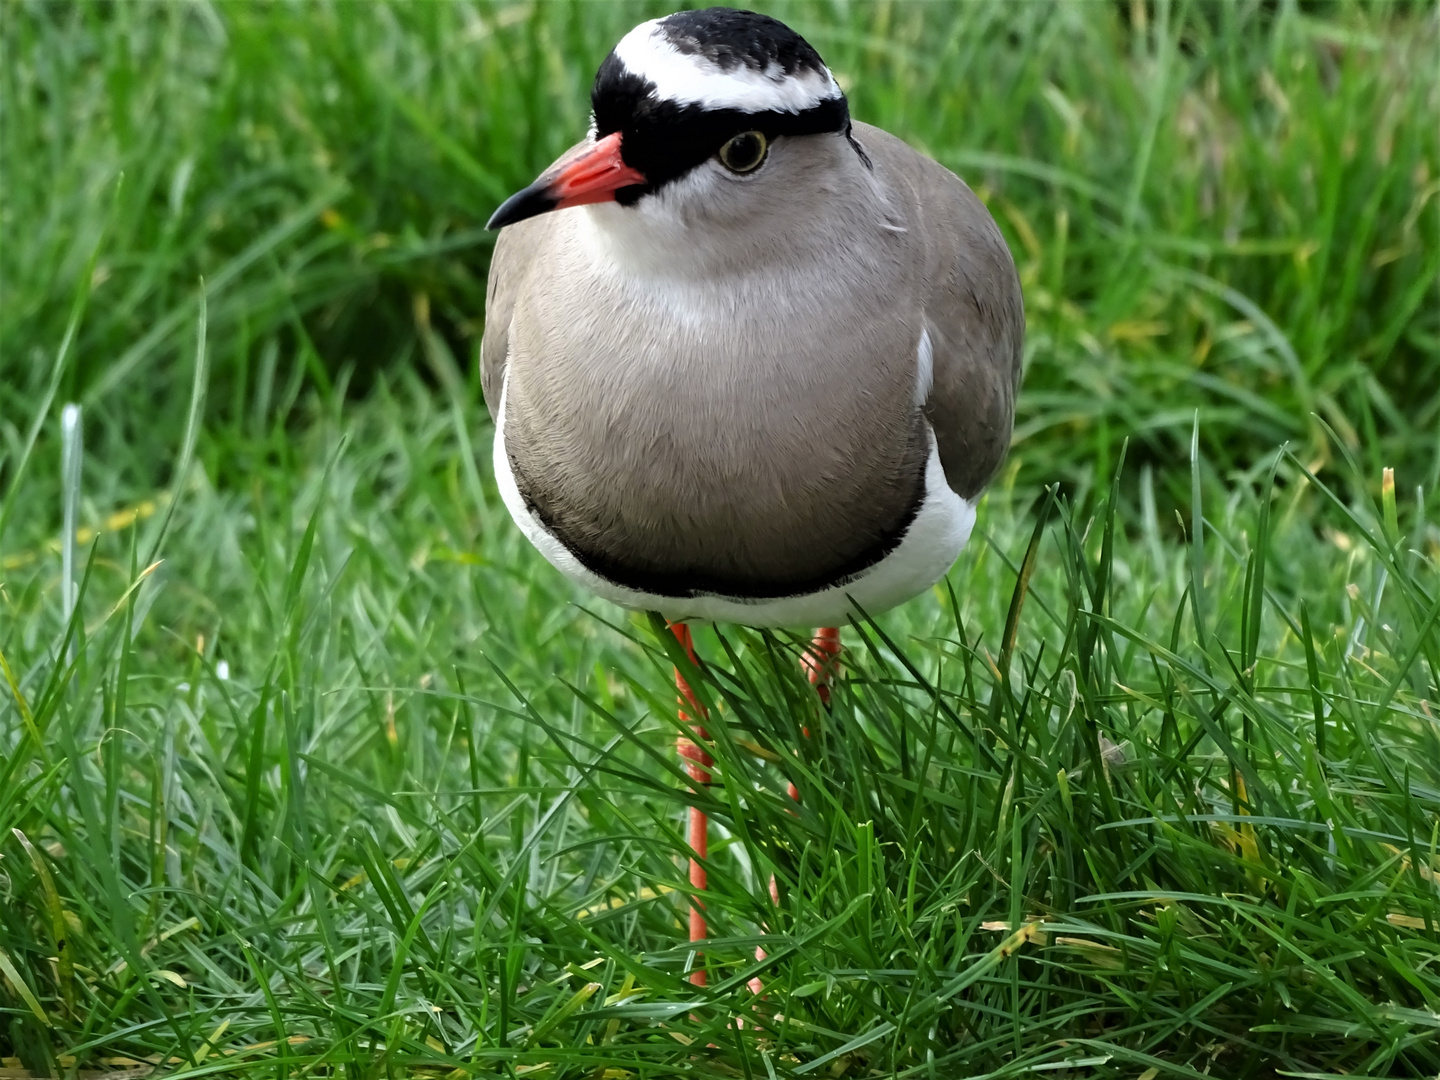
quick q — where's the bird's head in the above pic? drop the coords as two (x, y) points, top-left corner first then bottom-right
(486, 8), (861, 233)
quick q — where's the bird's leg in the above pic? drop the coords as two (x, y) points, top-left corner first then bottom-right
(746, 874), (781, 997)
(751, 628), (844, 999)
(790, 625), (841, 799)
(802, 625), (843, 707)
(669, 620), (711, 986)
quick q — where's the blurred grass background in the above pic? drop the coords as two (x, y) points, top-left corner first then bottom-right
(2, 1), (1439, 1076)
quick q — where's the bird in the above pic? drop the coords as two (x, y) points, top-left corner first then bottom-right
(482, 7), (1023, 986)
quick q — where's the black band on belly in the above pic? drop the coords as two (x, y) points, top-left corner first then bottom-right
(514, 455), (928, 601)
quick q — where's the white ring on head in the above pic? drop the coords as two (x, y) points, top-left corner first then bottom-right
(613, 20), (842, 114)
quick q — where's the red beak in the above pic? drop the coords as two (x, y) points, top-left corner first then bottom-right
(487, 132), (647, 230)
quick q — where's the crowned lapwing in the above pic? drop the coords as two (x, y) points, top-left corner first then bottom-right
(484, 7), (1023, 984)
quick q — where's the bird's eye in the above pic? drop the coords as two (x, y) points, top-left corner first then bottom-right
(717, 131), (769, 174)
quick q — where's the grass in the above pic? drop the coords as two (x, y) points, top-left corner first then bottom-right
(2, 0), (1438, 1075)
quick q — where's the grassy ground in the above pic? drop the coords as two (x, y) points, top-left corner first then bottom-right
(2, 1), (1438, 1076)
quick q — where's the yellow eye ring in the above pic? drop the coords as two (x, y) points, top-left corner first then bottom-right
(717, 131), (769, 174)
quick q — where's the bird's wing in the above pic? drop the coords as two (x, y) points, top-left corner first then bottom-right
(483, 139), (599, 420)
(858, 123), (1025, 500)
(481, 215), (549, 422)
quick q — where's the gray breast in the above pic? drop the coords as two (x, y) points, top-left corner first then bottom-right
(500, 212), (930, 599)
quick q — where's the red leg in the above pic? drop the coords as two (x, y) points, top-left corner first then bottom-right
(748, 873), (781, 996)
(791, 626), (841, 797)
(670, 621), (711, 986)
(802, 626), (843, 706)
(753, 629), (843, 999)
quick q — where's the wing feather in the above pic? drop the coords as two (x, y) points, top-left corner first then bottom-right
(858, 123), (1024, 499)
(481, 216), (547, 420)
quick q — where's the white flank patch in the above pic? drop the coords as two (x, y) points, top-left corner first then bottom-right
(494, 370), (975, 629)
(914, 325), (934, 405)
(612, 20), (841, 115)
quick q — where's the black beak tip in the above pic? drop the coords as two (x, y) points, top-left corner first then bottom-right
(486, 182), (558, 231)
